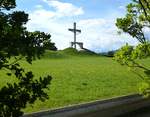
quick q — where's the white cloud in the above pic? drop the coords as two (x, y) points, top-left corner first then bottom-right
(29, 9), (56, 22)
(27, 0), (84, 49)
(118, 6), (125, 10)
(27, 9), (73, 49)
(26, 1), (139, 53)
(78, 19), (107, 28)
(42, 0), (84, 17)
(35, 5), (43, 9)
(77, 19), (138, 52)
(143, 27), (150, 40)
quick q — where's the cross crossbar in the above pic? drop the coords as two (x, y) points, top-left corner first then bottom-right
(68, 29), (81, 33)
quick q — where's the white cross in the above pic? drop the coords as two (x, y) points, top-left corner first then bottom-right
(68, 22), (81, 49)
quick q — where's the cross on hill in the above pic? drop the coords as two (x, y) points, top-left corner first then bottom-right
(68, 22), (81, 49)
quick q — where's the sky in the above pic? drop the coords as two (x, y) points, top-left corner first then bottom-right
(15, 0), (140, 53)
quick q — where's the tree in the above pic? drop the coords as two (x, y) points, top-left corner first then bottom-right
(115, 0), (150, 97)
(0, 0), (54, 116)
(42, 33), (57, 51)
(44, 42), (57, 51)
(107, 50), (115, 57)
(26, 31), (57, 51)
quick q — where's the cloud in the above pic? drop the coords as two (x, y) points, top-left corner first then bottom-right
(27, 0), (85, 49)
(78, 19), (107, 28)
(118, 5), (125, 10)
(35, 4), (43, 9)
(26, 1), (138, 53)
(42, 0), (84, 17)
(143, 27), (150, 40)
(26, 9), (73, 49)
(29, 9), (56, 22)
(77, 18), (138, 52)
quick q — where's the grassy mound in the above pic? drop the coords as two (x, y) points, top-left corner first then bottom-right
(61, 47), (78, 55)
(43, 48), (99, 59)
(79, 48), (98, 56)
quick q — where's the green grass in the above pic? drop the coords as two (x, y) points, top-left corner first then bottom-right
(0, 48), (149, 113)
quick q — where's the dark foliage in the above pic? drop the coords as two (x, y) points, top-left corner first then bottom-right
(106, 51), (115, 57)
(0, 0), (55, 116)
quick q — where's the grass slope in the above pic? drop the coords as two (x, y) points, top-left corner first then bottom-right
(0, 48), (147, 113)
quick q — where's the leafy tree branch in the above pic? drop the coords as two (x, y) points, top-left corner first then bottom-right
(0, 0), (56, 116)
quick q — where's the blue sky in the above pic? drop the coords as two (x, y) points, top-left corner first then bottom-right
(15, 0), (139, 52)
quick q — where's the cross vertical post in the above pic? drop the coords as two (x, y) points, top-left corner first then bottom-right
(74, 22), (76, 49)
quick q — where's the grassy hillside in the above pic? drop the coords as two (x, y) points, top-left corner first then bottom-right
(0, 48), (148, 113)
